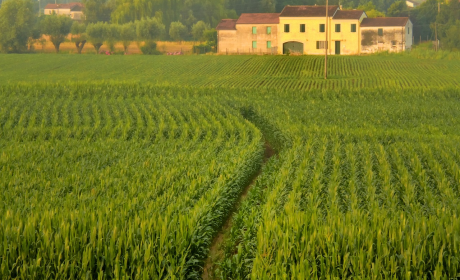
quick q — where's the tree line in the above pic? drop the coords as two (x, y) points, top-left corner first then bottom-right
(1, 0), (459, 53)
(0, 0), (215, 53)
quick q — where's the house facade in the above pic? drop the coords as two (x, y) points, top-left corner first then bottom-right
(360, 17), (413, 53)
(216, 5), (412, 55)
(44, 2), (84, 20)
(216, 14), (279, 54)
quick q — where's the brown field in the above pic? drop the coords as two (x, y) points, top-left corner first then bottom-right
(33, 39), (198, 54)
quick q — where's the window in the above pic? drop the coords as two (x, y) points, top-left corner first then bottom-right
(335, 24), (341, 32)
(252, 41), (257, 48)
(284, 24), (290, 33)
(316, 41), (326, 49)
(267, 41), (272, 49)
(351, 24), (356, 32)
(300, 24), (306, 33)
(378, 28), (383, 36)
(252, 27), (257, 34)
(407, 27), (410, 34)
(319, 24), (325, 32)
(267, 26), (271, 34)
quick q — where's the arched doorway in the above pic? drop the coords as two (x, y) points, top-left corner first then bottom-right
(283, 42), (304, 54)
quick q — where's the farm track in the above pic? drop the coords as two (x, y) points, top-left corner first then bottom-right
(202, 141), (276, 280)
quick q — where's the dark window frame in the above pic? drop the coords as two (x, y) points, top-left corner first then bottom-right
(300, 24), (306, 33)
(284, 24), (290, 33)
(319, 24), (325, 33)
(351, 24), (356, 32)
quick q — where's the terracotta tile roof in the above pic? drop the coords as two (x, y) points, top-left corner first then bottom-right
(45, 2), (83, 10)
(280, 5), (339, 17)
(216, 19), (237, 30)
(361, 17), (410, 27)
(236, 13), (280, 24)
(333, 10), (366, 19)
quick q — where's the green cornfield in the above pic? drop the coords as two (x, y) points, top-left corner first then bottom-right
(1, 55), (460, 90)
(1, 55), (460, 279)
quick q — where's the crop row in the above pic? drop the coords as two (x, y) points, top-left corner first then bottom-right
(0, 84), (264, 279)
(2, 55), (460, 90)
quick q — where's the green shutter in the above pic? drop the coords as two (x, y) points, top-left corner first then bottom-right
(252, 41), (257, 49)
(351, 24), (356, 32)
(316, 41), (320, 49)
(267, 41), (271, 49)
(378, 28), (383, 36)
(252, 27), (257, 34)
(335, 24), (340, 32)
(267, 26), (271, 34)
(300, 24), (305, 33)
(284, 24), (290, 33)
(320, 24), (325, 32)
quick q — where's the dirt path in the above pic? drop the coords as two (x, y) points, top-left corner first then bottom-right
(202, 141), (276, 280)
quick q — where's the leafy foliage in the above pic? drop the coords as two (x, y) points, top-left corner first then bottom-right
(41, 14), (73, 53)
(86, 22), (106, 53)
(169, 21), (187, 42)
(71, 21), (87, 54)
(0, 0), (36, 53)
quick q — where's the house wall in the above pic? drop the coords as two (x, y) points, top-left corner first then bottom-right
(217, 30), (238, 53)
(278, 16), (362, 55)
(44, 8), (71, 16)
(361, 21), (413, 53)
(329, 18), (363, 55)
(70, 11), (84, 20)
(405, 20), (413, 49)
(236, 24), (278, 54)
(278, 17), (327, 55)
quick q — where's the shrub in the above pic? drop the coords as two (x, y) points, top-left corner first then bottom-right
(140, 41), (162, 55)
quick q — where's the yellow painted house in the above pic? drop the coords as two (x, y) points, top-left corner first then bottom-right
(216, 5), (412, 55)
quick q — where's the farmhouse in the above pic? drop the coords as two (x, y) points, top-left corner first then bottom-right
(217, 14), (280, 54)
(360, 17), (413, 53)
(216, 5), (412, 55)
(44, 2), (84, 20)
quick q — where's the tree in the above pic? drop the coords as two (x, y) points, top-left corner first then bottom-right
(120, 22), (136, 53)
(28, 19), (42, 52)
(86, 22), (106, 54)
(104, 24), (120, 52)
(387, 1), (407, 17)
(442, 21), (460, 51)
(71, 21), (87, 54)
(192, 21), (208, 41)
(41, 14), (73, 53)
(169, 21), (187, 42)
(410, 0), (437, 43)
(82, 0), (114, 23)
(358, 2), (385, 18)
(0, 0), (36, 53)
(436, 0), (460, 50)
(136, 17), (165, 42)
(203, 28), (217, 48)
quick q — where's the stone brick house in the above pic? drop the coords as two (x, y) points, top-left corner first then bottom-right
(360, 17), (413, 53)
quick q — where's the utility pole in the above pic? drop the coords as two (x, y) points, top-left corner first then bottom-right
(324, 0), (328, 80)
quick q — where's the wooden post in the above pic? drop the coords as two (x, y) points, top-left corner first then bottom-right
(325, 0), (328, 80)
